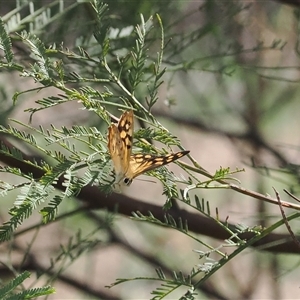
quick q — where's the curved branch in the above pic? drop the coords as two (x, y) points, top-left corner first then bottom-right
(0, 137), (298, 254)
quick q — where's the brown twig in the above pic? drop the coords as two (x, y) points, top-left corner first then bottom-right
(273, 187), (300, 251)
(1, 136), (300, 254)
(180, 160), (300, 211)
(284, 189), (300, 203)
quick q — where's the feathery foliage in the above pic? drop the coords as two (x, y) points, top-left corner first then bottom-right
(0, 271), (55, 299)
(0, 0), (298, 299)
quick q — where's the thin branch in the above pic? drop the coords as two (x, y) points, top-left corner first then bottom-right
(180, 160), (300, 211)
(87, 211), (228, 300)
(284, 189), (300, 203)
(273, 187), (300, 251)
(4, 242), (121, 300)
(1, 136), (300, 254)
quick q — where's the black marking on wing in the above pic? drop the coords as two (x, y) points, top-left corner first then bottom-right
(118, 111), (133, 148)
(131, 150), (189, 177)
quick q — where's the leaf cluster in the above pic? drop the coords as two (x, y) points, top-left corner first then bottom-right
(0, 1), (298, 299)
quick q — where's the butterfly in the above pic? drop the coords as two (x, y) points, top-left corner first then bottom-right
(108, 110), (189, 187)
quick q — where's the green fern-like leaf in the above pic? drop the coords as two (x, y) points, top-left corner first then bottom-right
(5, 285), (55, 300)
(128, 14), (150, 90)
(0, 17), (13, 63)
(92, 2), (110, 50)
(0, 125), (37, 146)
(0, 181), (56, 241)
(151, 167), (179, 203)
(0, 271), (30, 298)
(134, 128), (183, 148)
(40, 194), (63, 223)
(20, 32), (50, 79)
(25, 96), (70, 119)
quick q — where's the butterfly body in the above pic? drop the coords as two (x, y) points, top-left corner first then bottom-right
(108, 110), (189, 187)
